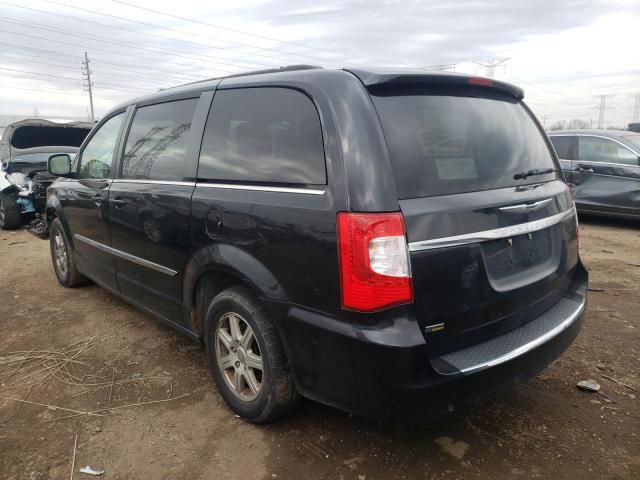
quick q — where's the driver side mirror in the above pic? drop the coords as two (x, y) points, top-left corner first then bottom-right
(48, 154), (72, 177)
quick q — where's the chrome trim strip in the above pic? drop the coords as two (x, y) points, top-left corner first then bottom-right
(499, 198), (552, 213)
(112, 179), (196, 186)
(195, 182), (326, 195)
(408, 207), (575, 252)
(458, 297), (586, 374)
(73, 234), (178, 277)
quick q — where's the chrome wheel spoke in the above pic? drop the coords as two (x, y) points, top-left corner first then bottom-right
(217, 328), (233, 350)
(240, 326), (253, 349)
(244, 370), (260, 395)
(229, 315), (242, 341)
(234, 369), (244, 392)
(246, 351), (263, 371)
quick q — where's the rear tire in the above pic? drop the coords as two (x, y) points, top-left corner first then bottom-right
(204, 286), (299, 423)
(0, 192), (22, 230)
(49, 218), (89, 287)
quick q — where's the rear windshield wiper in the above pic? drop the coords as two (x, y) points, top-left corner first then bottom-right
(513, 168), (556, 180)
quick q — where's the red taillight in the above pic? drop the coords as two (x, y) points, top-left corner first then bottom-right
(469, 77), (493, 86)
(337, 212), (413, 311)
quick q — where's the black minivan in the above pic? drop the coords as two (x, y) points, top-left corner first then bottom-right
(46, 66), (587, 424)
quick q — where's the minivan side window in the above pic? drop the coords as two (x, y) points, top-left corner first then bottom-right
(198, 88), (326, 185)
(78, 113), (125, 179)
(121, 98), (198, 181)
(578, 136), (639, 166)
(549, 136), (573, 160)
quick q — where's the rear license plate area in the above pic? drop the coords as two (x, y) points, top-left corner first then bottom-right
(482, 228), (553, 279)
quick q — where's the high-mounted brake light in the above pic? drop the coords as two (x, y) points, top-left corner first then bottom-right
(337, 212), (413, 311)
(469, 77), (493, 87)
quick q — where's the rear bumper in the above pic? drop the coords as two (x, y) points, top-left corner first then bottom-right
(270, 262), (588, 425)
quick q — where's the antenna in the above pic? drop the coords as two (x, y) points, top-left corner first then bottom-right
(82, 51), (95, 122)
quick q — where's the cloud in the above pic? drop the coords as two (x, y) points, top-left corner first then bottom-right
(0, 0), (637, 127)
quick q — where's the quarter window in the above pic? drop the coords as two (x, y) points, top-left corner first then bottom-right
(78, 113), (125, 179)
(122, 98), (198, 181)
(578, 136), (638, 166)
(198, 88), (326, 185)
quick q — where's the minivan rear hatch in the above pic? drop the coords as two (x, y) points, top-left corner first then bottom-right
(361, 74), (580, 356)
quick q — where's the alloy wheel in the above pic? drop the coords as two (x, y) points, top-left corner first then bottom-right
(53, 231), (69, 278)
(215, 312), (263, 401)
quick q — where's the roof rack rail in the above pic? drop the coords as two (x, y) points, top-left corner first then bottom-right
(164, 65), (323, 90)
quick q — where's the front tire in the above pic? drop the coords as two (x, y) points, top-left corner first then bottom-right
(49, 218), (89, 287)
(204, 286), (298, 423)
(0, 192), (22, 230)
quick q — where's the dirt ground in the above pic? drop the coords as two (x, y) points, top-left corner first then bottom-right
(0, 216), (638, 480)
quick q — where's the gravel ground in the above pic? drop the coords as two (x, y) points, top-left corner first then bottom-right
(0, 216), (638, 480)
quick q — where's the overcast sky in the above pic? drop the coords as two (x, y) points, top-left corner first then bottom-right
(0, 0), (638, 128)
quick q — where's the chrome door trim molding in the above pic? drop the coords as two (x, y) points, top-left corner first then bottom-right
(112, 179), (196, 187)
(456, 296), (586, 374)
(408, 207), (576, 252)
(195, 182), (326, 195)
(499, 198), (552, 213)
(73, 234), (178, 277)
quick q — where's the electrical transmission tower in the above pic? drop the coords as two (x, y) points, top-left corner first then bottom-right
(475, 58), (510, 78)
(426, 63), (458, 72)
(82, 51), (95, 122)
(592, 95), (614, 129)
(631, 94), (640, 122)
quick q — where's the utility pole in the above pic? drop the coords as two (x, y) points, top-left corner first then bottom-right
(475, 58), (510, 78)
(631, 93), (640, 122)
(82, 51), (95, 122)
(592, 95), (614, 129)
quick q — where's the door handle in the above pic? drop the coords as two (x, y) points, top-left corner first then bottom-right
(577, 166), (594, 173)
(109, 199), (127, 208)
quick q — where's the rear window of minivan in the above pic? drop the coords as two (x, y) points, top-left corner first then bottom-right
(370, 87), (557, 199)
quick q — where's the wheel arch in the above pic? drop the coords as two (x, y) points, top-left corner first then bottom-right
(182, 244), (288, 339)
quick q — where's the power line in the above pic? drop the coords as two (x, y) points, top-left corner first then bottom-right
(0, 17), (262, 72)
(111, 0), (412, 66)
(0, 53), (188, 91)
(44, 0), (344, 65)
(0, 1), (306, 67)
(0, 41), (205, 82)
(0, 28), (232, 78)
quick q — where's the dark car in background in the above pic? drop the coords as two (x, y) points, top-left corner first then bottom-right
(548, 130), (640, 219)
(45, 66), (587, 424)
(0, 119), (93, 229)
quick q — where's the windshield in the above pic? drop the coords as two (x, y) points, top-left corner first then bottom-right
(7, 152), (73, 175)
(371, 89), (558, 199)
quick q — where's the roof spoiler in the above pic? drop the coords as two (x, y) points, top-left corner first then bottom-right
(345, 69), (524, 100)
